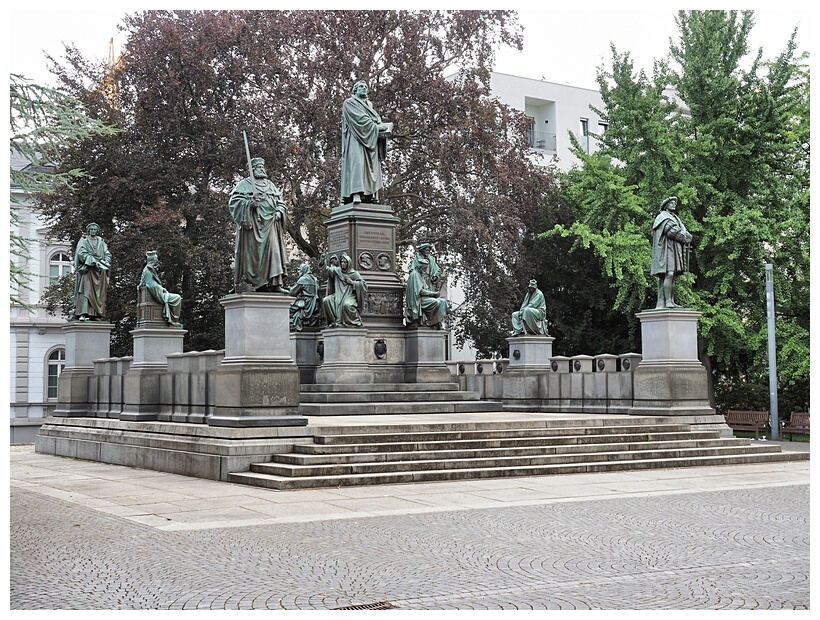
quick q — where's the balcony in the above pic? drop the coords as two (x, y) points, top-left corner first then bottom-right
(527, 130), (557, 152)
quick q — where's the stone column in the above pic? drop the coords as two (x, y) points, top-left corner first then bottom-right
(121, 327), (186, 421)
(629, 309), (728, 432)
(404, 328), (451, 383)
(314, 327), (371, 384)
(53, 322), (113, 417)
(209, 293), (306, 428)
(291, 330), (324, 384)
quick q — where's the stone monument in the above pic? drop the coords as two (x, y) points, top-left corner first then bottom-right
(122, 250), (186, 421)
(507, 279), (553, 373)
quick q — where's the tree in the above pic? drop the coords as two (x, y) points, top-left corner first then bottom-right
(9, 74), (118, 308)
(38, 10), (557, 356)
(545, 11), (809, 414)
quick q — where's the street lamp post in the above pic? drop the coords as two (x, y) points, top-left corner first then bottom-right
(765, 263), (780, 440)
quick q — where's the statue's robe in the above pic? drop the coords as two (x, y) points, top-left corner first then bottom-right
(73, 234), (111, 319)
(228, 177), (288, 292)
(405, 254), (448, 328)
(511, 288), (548, 336)
(341, 95), (385, 202)
(139, 264), (182, 325)
(651, 211), (689, 276)
(323, 263), (368, 327)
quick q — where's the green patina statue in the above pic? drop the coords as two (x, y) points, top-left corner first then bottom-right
(651, 196), (692, 309)
(322, 253), (368, 327)
(139, 250), (182, 327)
(289, 263), (321, 331)
(405, 243), (448, 329)
(511, 279), (548, 336)
(72, 222), (111, 321)
(341, 80), (392, 205)
(228, 155), (289, 293)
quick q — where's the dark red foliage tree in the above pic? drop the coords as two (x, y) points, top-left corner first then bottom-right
(39, 10), (558, 355)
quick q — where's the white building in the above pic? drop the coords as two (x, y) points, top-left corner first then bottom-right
(9, 150), (71, 443)
(445, 72), (606, 361)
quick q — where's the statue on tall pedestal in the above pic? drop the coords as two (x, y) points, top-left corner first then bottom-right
(139, 250), (182, 327)
(323, 254), (368, 327)
(651, 196), (692, 309)
(289, 263), (321, 331)
(72, 222), (111, 321)
(228, 150), (289, 294)
(511, 279), (548, 336)
(405, 243), (448, 329)
(341, 80), (392, 205)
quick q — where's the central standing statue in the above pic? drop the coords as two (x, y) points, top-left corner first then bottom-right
(72, 222), (111, 321)
(228, 153), (289, 293)
(341, 80), (392, 205)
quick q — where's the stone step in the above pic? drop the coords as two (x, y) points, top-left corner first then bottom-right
(253, 444), (784, 477)
(301, 383), (461, 393)
(299, 400), (502, 416)
(227, 451), (808, 490)
(300, 390), (483, 403)
(305, 416), (690, 436)
(295, 430), (724, 454)
(278, 438), (750, 465)
(311, 423), (696, 445)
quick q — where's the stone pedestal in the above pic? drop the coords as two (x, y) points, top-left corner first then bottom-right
(121, 327), (186, 422)
(629, 309), (727, 432)
(325, 202), (405, 329)
(209, 293), (306, 428)
(54, 322), (113, 417)
(404, 329), (451, 383)
(290, 330), (324, 384)
(506, 336), (554, 372)
(315, 327), (372, 384)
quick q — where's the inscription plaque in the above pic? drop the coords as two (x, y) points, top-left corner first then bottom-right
(357, 225), (394, 251)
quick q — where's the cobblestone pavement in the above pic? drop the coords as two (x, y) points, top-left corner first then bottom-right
(10, 465), (809, 610)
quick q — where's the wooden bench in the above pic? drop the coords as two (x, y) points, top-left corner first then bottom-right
(781, 412), (810, 440)
(725, 410), (770, 439)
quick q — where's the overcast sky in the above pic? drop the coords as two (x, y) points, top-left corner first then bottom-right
(7, 4), (811, 91)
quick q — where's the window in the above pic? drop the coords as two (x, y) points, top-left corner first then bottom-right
(49, 252), (72, 285)
(580, 118), (589, 137)
(47, 348), (65, 399)
(598, 122), (608, 133)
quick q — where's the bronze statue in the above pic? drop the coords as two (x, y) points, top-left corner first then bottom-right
(228, 151), (288, 293)
(340, 80), (392, 205)
(511, 279), (548, 336)
(405, 243), (448, 329)
(72, 222), (111, 321)
(138, 250), (182, 327)
(322, 253), (368, 327)
(651, 196), (692, 309)
(289, 263), (321, 331)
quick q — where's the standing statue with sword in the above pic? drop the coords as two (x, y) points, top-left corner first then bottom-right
(228, 131), (289, 293)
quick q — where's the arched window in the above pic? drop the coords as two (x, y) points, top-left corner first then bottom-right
(49, 252), (72, 285)
(46, 348), (66, 399)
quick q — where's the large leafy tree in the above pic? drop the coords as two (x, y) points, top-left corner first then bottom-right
(547, 10), (809, 414)
(38, 10), (555, 356)
(10, 75), (118, 308)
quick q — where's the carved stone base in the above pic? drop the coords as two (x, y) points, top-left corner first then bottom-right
(506, 336), (555, 372)
(54, 322), (113, 418)
(404, 328), (450, 383)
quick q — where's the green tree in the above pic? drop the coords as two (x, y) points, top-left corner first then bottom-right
(9, 74), (118, 308)
(39, 10), (555, 356)
(546, 10), (809, 413)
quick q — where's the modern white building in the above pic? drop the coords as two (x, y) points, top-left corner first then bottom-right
(9, 150), (72, 443)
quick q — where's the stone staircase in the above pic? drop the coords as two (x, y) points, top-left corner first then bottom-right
(298, 382), (500, 416)
(227, 417), (808, 490)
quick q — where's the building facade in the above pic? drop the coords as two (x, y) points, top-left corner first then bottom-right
(10, 150), (71, 443)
